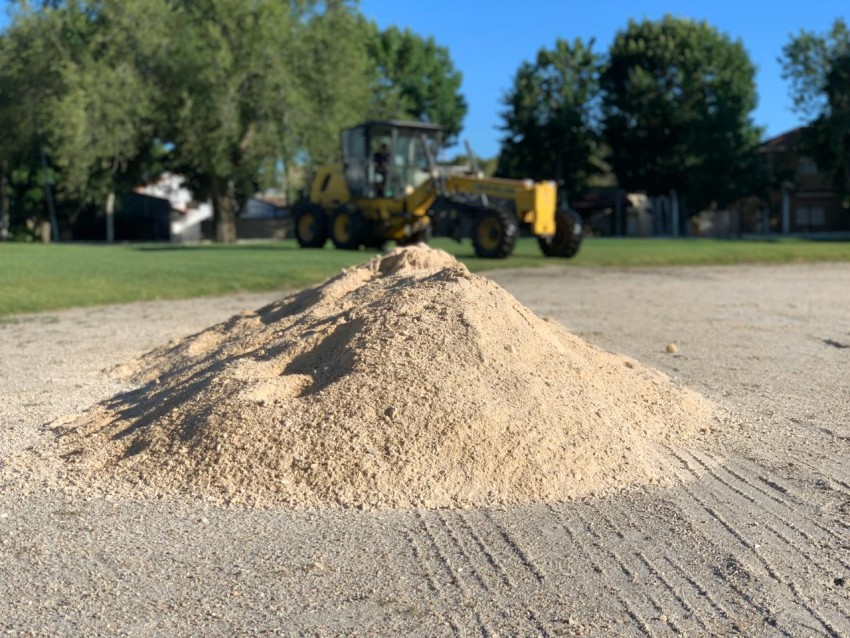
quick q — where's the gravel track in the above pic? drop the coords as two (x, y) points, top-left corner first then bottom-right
(2, 263), (849, 636)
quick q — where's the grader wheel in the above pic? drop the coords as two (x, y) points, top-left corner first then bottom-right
(472, 209), (518, 259)
(329, 206), (364, 250)
(293, 203), (328, 248)
(538, 208), (583, 258)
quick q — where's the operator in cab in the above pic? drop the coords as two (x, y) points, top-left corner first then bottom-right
(373, 142), (389, 196)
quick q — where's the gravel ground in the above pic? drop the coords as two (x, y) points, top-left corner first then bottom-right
(2, 263), (850, 636)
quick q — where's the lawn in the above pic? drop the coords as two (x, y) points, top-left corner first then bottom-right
(2, 237), (850, 316)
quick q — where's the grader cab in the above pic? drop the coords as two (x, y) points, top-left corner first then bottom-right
(291, 120), (583, 259)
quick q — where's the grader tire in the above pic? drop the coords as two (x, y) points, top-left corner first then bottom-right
(293, 203), (328, 248)
(472, 209), (518, 259)
(538, 208), (583, 258)
(329, 206), (364, 250)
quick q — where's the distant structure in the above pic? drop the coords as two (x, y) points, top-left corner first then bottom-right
(759, 127), (850, 234)
(131, 172), (213, 242)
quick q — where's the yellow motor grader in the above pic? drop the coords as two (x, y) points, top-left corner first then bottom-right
(290, 120), (582, 259)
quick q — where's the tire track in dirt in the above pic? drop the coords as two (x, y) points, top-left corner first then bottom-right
(660, 555), (733, 625)
(481, 510), (547, 586)
(678, 451), (850, 636)
(451, 512), (514, 588)
(454, 510), (559, 636)
(435, 510), (556, 638)
(793, 448), (850, 490)
(665, 449), (804, 635)
(582, 501), (701, 636)
(690, 451), (850, 574)
(572, 505), (668, 636)
(733, 460), (850, 545)
(369, 516), (449, 635)
(411, 511), (468, 636)
(544, 503), (655, 636)
(583, 496), (715, 634)
(668, 448), (849, 636)
(416, 510), (532, 637)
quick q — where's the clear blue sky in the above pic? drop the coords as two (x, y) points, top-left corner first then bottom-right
(2, 2), (847, 158)
(361, 0), (849, 157)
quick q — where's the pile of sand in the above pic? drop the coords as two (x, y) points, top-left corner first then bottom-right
(50, 245), (720, 509)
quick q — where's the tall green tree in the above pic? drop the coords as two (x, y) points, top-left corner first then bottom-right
(0, 1), (165, 237)
(497, 38), (602, 198)
(782, 20), (850, 197)
(0, 3), (72, 238)
(45, 1), (163, 205)
(601, 16), (761, 212)
(153, 0), (306, 243)
(293, 4), (373, 165)
(367, 26), (467, 144)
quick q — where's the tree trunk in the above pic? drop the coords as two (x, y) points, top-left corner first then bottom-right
(0, 160), (9, 241)
(211, 175), (238, 243)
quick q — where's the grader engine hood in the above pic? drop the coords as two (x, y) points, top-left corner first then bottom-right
(444, 175), (558, 238)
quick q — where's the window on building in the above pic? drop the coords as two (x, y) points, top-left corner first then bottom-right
(795, 206), (826, 226)
(798, 157), (818, 176)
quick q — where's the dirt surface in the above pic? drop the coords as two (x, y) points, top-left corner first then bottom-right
(2, 262), (850, 636)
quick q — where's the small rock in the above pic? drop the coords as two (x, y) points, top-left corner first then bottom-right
(384, 406), (397, 419)
(659, 614), (668, 623)
(666, 343), (678, 354)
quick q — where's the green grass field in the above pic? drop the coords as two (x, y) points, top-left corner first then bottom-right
(2, 237), (849, 316)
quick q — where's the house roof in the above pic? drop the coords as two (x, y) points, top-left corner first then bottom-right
(349, 120), (444, 132)
(759, 127), (805, 152)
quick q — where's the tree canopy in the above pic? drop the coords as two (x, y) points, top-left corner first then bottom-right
(496, 38), (603, 198)
(367, 26), (468, 144)
(782, 19), (850, 197)
(0, 1), (468, 241)
(601, 16), (761, 211)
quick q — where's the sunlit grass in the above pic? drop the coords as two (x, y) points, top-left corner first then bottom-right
(2, 237), (849, 316)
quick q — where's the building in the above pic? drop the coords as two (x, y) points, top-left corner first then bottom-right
(759, 127), (850, 234)
(132, 172), (213, 242)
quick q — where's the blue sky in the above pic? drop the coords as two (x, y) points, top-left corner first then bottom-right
(361, 0), (849, 157)
(2, 2), (847, 158)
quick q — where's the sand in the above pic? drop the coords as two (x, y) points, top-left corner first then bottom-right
(37, 246), (720, 509)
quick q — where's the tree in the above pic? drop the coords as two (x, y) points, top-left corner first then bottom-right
(45, 1), (163, 205)
(0, 3), (71, 239)
(292, 4), (373, 165)
(601, 16), (761, 212)
(496, 38), (603, 198)
(781, 19), (850, 119)
(782, 20), (850, 198)
(367, 26), (467, 144)
(0, 1), (164, 238)
(148, 0), (308, 243)
(0, 1), (466, 242)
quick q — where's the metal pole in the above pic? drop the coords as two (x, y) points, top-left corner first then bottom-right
(464, 139), (488, 207)
(671, 189), (680, 237)
(106, 191), (115, 243)
(39, 143), (59, 242)
(781, 184), (791, 235)
(0, 161), (9, 241)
